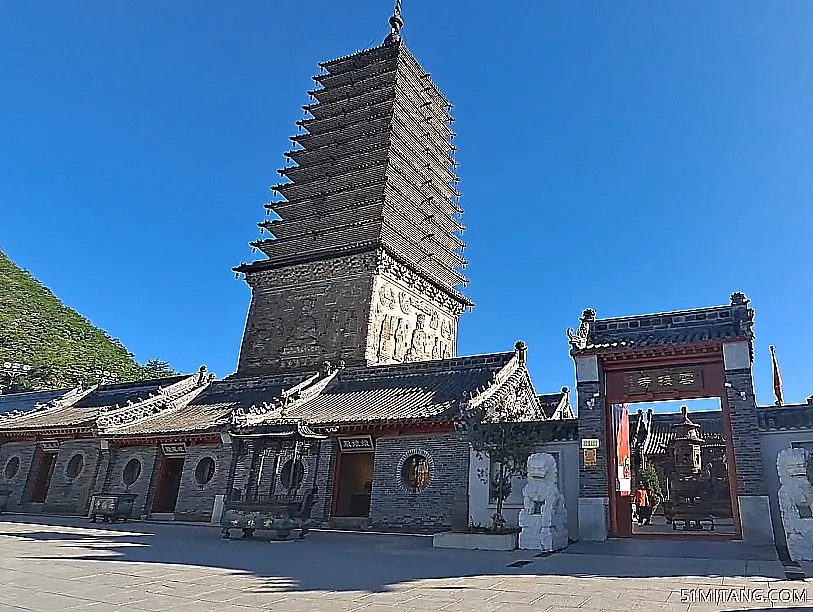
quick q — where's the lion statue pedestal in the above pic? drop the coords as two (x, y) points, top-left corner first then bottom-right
(777, 447), (813, 562)
(518, 453), (568, 552)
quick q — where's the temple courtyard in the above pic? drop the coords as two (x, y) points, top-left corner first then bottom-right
(0, 517), (809, 611)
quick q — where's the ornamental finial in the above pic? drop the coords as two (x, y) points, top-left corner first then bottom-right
(384, 0), (404, 44)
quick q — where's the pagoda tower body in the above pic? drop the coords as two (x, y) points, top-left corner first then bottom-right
(234, 24), (471, 376)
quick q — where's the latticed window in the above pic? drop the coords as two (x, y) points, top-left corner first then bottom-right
(402, 455), (430, 491)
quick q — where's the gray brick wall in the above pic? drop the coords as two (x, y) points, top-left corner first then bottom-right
(102, 445), (161, 518)
(237, 253), (377, 374)
(369, 434), (469, 532)
(724, 369), (766, 496)
(174, 443), (233, 522)
(313, 439), (336, 521)
(43, 439), (101, 515)
(577, 381), (608, 497)
(0, 441), (37, 511)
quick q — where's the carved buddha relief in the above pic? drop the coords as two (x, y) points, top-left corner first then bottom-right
(398, 291), (412, 315)
(378, 315), (394, 359)
(369, 279), (458, 365)
(393, 319), (409, 361)
(379, 285), (396, 310)
(287, 298), (319, 349)
(406, 314), (428, 362)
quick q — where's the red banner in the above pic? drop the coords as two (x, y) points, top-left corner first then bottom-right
(613, 403), (631, 495)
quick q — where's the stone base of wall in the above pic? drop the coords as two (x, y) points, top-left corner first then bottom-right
(174, 510), (212, 523)
(578, 497), (608, 542)
(433, 531), (518, 551)
(738, 495), (775, 545)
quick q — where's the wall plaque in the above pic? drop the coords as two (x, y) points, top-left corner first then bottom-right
(338, 435), (374, 453)
(581, 438), (600, 449)
(583, 449), (597, 466)
(161, 443), (186, 457)
(623, 367), (704, 395)
(40, 440), (60, 453)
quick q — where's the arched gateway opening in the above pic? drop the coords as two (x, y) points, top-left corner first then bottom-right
(570, 293), (774, 544)
(626, 398), (735, 536)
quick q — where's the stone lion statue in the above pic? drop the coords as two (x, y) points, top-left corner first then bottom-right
(518, 453), (567, 551)
(777, 447), (813, 561)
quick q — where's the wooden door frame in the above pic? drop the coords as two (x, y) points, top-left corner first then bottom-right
(602, 354), (743, 540)
(330, 448), (374, 518)
(151, 456), (185, 513)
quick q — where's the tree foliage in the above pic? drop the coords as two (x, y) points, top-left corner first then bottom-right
(460, 391), (541, 527)
(0, 248), (179, 392)
(637, 465), (663, 501)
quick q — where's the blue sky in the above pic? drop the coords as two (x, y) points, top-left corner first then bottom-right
(1, 1), (811, 406)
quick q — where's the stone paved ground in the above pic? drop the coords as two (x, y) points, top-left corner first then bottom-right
(0, 516), (810, 612)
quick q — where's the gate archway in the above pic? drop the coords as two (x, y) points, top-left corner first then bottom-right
(570, 293), (774, 544)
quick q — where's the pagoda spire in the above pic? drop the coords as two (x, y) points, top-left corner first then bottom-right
(384, 0), (404, 44)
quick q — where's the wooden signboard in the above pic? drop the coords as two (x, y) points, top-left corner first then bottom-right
(623, 367), (704, 395)
(338, 435), (374, 453)
(40, 440), (60, 453)
(161, 442), (186, 457)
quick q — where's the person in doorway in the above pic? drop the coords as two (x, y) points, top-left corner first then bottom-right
(634, 484), (652, 525)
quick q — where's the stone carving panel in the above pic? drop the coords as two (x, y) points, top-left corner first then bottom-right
(246, 252), (377, 289)
(368, 276), (458, 366)
(239, 266), (375, 373)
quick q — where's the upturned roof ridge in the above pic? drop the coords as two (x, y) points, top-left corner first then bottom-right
(96, 367), (215, 433)
(0, 383), (99, 422)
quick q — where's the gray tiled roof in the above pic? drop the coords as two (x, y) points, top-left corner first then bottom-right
(284, 352), (516, 425)
(587, 307), (742, 350)
(0, 352), (525, 435)
(0, 378), (188, 432)
(537, 389), (570, 419)
(569, 294), (756, 353)
(74, 376), (187, 408)
(0, 389), (70, 415)
(105, 375), (311, 436)
(758, 402), (813, 431)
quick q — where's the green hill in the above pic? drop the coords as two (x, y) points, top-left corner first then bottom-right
(0, 248), (177, 392)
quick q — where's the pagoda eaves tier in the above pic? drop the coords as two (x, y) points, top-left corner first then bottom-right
(252, 41), (467, 294)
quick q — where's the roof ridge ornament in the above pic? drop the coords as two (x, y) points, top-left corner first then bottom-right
(95, 370), (214, 433)
(567, 308), (596, 351)
(384, 0), (404, 45)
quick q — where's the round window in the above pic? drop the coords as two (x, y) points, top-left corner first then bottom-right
(66, 454), (84, 479)
(122, 459), (142, 486)
(4, 457), (20, 480)
(280, 459), (305, 490)
(195, 457), (215, 485)
(401, 452), (432, 493)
